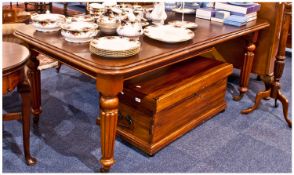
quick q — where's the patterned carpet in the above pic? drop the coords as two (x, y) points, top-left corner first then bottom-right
(2, 52), (292, 172)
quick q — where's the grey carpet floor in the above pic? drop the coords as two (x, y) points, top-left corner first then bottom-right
(3, 55), (292, 173)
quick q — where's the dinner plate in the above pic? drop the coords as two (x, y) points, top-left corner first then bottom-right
(168, 20), (198, 29)
(172, 8), (195, 14)
(144, 25), (194, 43)
(227, 2), (256, 6)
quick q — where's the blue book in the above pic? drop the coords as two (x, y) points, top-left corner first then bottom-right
(225, 15), (247, 23)
(224, 19), (246, 27)
(230, 11), (257, 16)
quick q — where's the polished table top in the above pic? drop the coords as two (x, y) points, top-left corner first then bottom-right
(2, 42), (30, 74)
(14, 14), (269, 78)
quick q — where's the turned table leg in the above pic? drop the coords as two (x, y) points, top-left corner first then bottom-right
(99, 95), (119, 172)
(234, 31), (258, 101)
(18, 80), (37, 166)
(96, 76), (123, 172)
(27, 49), (42, 123)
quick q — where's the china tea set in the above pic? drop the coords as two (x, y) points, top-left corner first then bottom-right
(30, 2), (196, 57)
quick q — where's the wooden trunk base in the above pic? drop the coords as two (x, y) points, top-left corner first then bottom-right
(118, 102), (226, 155)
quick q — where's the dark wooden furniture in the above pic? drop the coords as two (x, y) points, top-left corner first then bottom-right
(2, 42), (37, 166)
(14, 15), (269, 171)
(62, 2), (87, 16)
(214, 3), (291, 101)
(112, 57), (233, 155)
(241, 3), (292, 128)
(3, 8), (30, 24)
(24, 2), (52, 13)
(9, 2), (19, 9)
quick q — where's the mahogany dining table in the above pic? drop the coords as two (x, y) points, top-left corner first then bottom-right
(14, 14), (269, 171)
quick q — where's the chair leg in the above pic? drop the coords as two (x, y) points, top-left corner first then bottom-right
(49, 2), (53, 13)
(56, 62), (62, 73)
(63, 2), (68, 16)
(274, 98), (279, 108)
(24, 2), (28, 11)
(18, 81), (37, 166)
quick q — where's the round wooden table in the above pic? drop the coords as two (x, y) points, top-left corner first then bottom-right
(3, 42), (37, 166)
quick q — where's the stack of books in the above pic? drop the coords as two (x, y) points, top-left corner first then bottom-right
(211, 11), (231, 23)
(215, 2), (260, 23)
(196, 8), (216, 20)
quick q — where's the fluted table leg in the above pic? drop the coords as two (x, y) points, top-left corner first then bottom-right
(234, 31), (258, 101)
(96, 76), (123, 172)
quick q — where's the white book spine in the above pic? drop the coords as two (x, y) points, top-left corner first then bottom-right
(196, 14), (211, 20)
(211, 17), (224, 23)
(246, 12), (257, 18)
(247, 16), (257, 22)
(196, 10), (212, 16)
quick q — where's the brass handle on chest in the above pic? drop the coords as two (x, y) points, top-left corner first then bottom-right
(118, 112), (134, 130)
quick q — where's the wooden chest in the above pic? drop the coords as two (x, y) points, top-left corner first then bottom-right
(117, 57), (233, 155)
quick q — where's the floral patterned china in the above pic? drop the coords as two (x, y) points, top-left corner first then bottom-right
(144, 8), (154, 21)
(61, 21), (98, 43)
(89, 3), (104, 12)
(168, 20), (198, 29)
(98, 9), (121, 34)
(150, 2), (167, 25)
(70, 14), (95, 22)
(144, 25), (195, 43)
(132, 5), (143, 11)
(88, 3), (105, 16)
(31, 12), (65, 32)
(102, 1), (117, 8)
(117, 19), (143, 39)
(90, 36), (141, 57)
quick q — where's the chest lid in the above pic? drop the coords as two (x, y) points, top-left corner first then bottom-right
(120, 57), (233, 113)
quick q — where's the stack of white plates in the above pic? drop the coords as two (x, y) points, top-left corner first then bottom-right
(90, 36), (141, 57)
